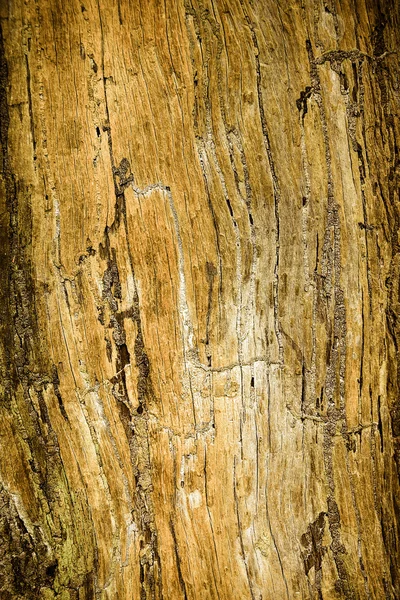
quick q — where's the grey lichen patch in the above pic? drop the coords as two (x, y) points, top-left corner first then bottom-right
(0, 486), (56, 599)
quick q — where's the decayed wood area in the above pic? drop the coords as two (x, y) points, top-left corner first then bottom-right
(0, 0), (400, 598)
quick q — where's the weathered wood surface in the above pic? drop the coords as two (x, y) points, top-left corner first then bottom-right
(0, 0), (399, 598)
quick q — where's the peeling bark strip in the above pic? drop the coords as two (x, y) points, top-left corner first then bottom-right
(0, 1), (400, 598)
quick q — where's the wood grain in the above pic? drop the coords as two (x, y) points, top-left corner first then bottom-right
(0, 0), (399, 598)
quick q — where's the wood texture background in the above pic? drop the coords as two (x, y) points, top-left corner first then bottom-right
(0, 0), (400, 598)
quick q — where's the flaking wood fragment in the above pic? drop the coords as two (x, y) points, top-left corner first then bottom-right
(0, 0), (399, 598)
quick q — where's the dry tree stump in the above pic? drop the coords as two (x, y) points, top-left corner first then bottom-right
(0, 0), (399, 598)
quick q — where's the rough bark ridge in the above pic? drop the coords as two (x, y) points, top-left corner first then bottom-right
(0, 0), (399, 598)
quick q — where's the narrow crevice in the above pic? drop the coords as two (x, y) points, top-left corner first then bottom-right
(305, 37), (356, 596)
(241, 6), (284, 364)
(169, 520), (189, 600)
(24, 54), (36, 157)
(233, 457), (256, 600)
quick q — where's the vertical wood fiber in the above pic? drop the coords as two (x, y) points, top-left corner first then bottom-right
(0, 1), (399, 598)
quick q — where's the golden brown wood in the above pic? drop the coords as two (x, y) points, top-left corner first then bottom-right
(0, 0), (399, 598)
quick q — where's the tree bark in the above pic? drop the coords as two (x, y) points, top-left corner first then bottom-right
(0, 0), (399, 598)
